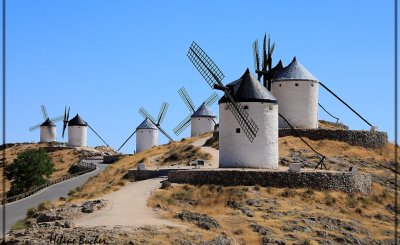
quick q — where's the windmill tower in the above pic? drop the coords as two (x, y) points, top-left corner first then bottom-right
(29, 105), (63, 142)
(67, 114), (88, 147)
(187, 42), (278, 169)
(271, 57), (319, 129)
(117, 102), (173, 153)
(136, 118), (158, 153)
(173, 87), (219, 137)
(62, 107), (109, 147)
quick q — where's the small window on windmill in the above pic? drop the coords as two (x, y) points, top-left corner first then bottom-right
(269, 105), (274, 110)
(244, 105), (249, 110)
(236, 128), (240, 133)
(311, 83), (314, 87)
(149, 130), (151, 133)
(198, 118), (200, 120)
(295, 83), (299, 87)
(224, 104), (229, 110)
(279, 84), (282, 87)
(208, 118), (210, 121)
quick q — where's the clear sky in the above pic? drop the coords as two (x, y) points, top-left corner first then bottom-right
(2, 1), (395, 153)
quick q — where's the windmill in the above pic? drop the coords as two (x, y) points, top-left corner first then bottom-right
(61, 107), (109, 147)
(29, 105), (63, 142)
(138, 102), (173, 142)
(117, 102), (173, 152)
(187, 41), (259, 143)
(173, 87), (219, 137)
(187, 41), (279, 168)
(252, 33), (276, 91)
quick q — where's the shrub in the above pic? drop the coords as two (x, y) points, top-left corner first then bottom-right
(355, 208), (363, 214)
(281, 188), (296, 198)
(301, 189), (315, 201)
(38, 200), (55, 211)
(324, 193), (336, 206)
(5, 148), (54, 196)
(254, 185), (261, 191)
(346, 194), (357, 208)
(26, 207), (37, 217)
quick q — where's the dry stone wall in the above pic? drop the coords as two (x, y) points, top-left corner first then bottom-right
(279, 129), (388, 149)
(168, 169), (371, 193)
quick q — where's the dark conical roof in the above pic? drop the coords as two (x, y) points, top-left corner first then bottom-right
(68, 114), (88, 126)
(191, 102), (216, 118)
(137, 118), (157, 130)
(219, 68), (277, 104)
(273, 57), (317, 82)
(41, 118), (56, 127)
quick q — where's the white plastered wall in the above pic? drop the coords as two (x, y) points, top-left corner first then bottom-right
(219, 102), (278, 168)
(40, 126), (56, 142)
(191, 117), (216, 137)
(271, 80), (318, 129)
(68, 126), (88, 147)
(136, 129), (158, 153)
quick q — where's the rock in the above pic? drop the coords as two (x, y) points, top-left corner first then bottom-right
(262, 236), (286, 245)
(200, 235), (231, 245)
(177, 211), (220, 230)
(64, 220), (74, 228)
(160, 181), (171, 189)
(36, 211), (63, 223)
(227, 200), (254, 217)
(81, 200), (107, 213)
(54, 221), (63, 227)
(246, 199), (262, 207)
(250, 224), (271, 235)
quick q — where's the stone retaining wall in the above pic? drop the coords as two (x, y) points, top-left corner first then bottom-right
(279, 129), (388, 149)
(168, 169), (371, 193)
(103, 155), (124, 164)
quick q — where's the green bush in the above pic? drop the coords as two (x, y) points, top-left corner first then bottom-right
(5, 148), (54, 196)
(346, 194), (357, 208)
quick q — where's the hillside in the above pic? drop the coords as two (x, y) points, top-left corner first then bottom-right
(1, 142), (115, 197)
(4, 131), (399, 244)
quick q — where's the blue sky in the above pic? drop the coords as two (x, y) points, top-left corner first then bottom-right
(3, 1), (395, 152)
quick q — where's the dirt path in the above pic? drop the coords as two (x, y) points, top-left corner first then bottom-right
(191, 136), (219, 168)
(75, 178), (180, 227)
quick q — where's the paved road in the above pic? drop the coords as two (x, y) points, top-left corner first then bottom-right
(0, 159), (109, 235)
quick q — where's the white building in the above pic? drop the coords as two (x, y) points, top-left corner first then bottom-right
(219, 68), (279, 169)
(191, 102), (217, 137)
(40, 118), (56, 142)
(68, 114), (88, 147)
(271, 57), (319, 129)
(136, 118), (158, 153)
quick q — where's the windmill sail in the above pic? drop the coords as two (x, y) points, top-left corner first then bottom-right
(187, 41), (258, 142)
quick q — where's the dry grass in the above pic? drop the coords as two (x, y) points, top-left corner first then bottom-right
(148, 183), (395, 243)
(1, 143), (80, 196)
(279, 136), (397, 162)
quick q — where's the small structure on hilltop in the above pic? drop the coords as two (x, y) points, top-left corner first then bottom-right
(117, 102), (174, 153)
(271, 57), (319, 129)
(67, 114), (88, 147)
(136, 118), (158, 153)
(173, 87), (219, 137)
(61, 107), (109, 148)
(187, 41), (278, 169)
(29, 105), (63, 142)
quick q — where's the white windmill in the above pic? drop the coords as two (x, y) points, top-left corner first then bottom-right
(187, 42), (279, 169)
(29, 105), (63, 143)
(61, 107), (109, 147)
(117, 102), (173, 153)
(271, 57), (319, 129)
(173, 87), (219, 137)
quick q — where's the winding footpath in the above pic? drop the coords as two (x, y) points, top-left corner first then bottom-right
(1, 159), (108, 235)
(75, 177), (179, 227)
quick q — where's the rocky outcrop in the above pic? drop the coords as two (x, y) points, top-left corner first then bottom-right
(176, 211), (220, 230)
